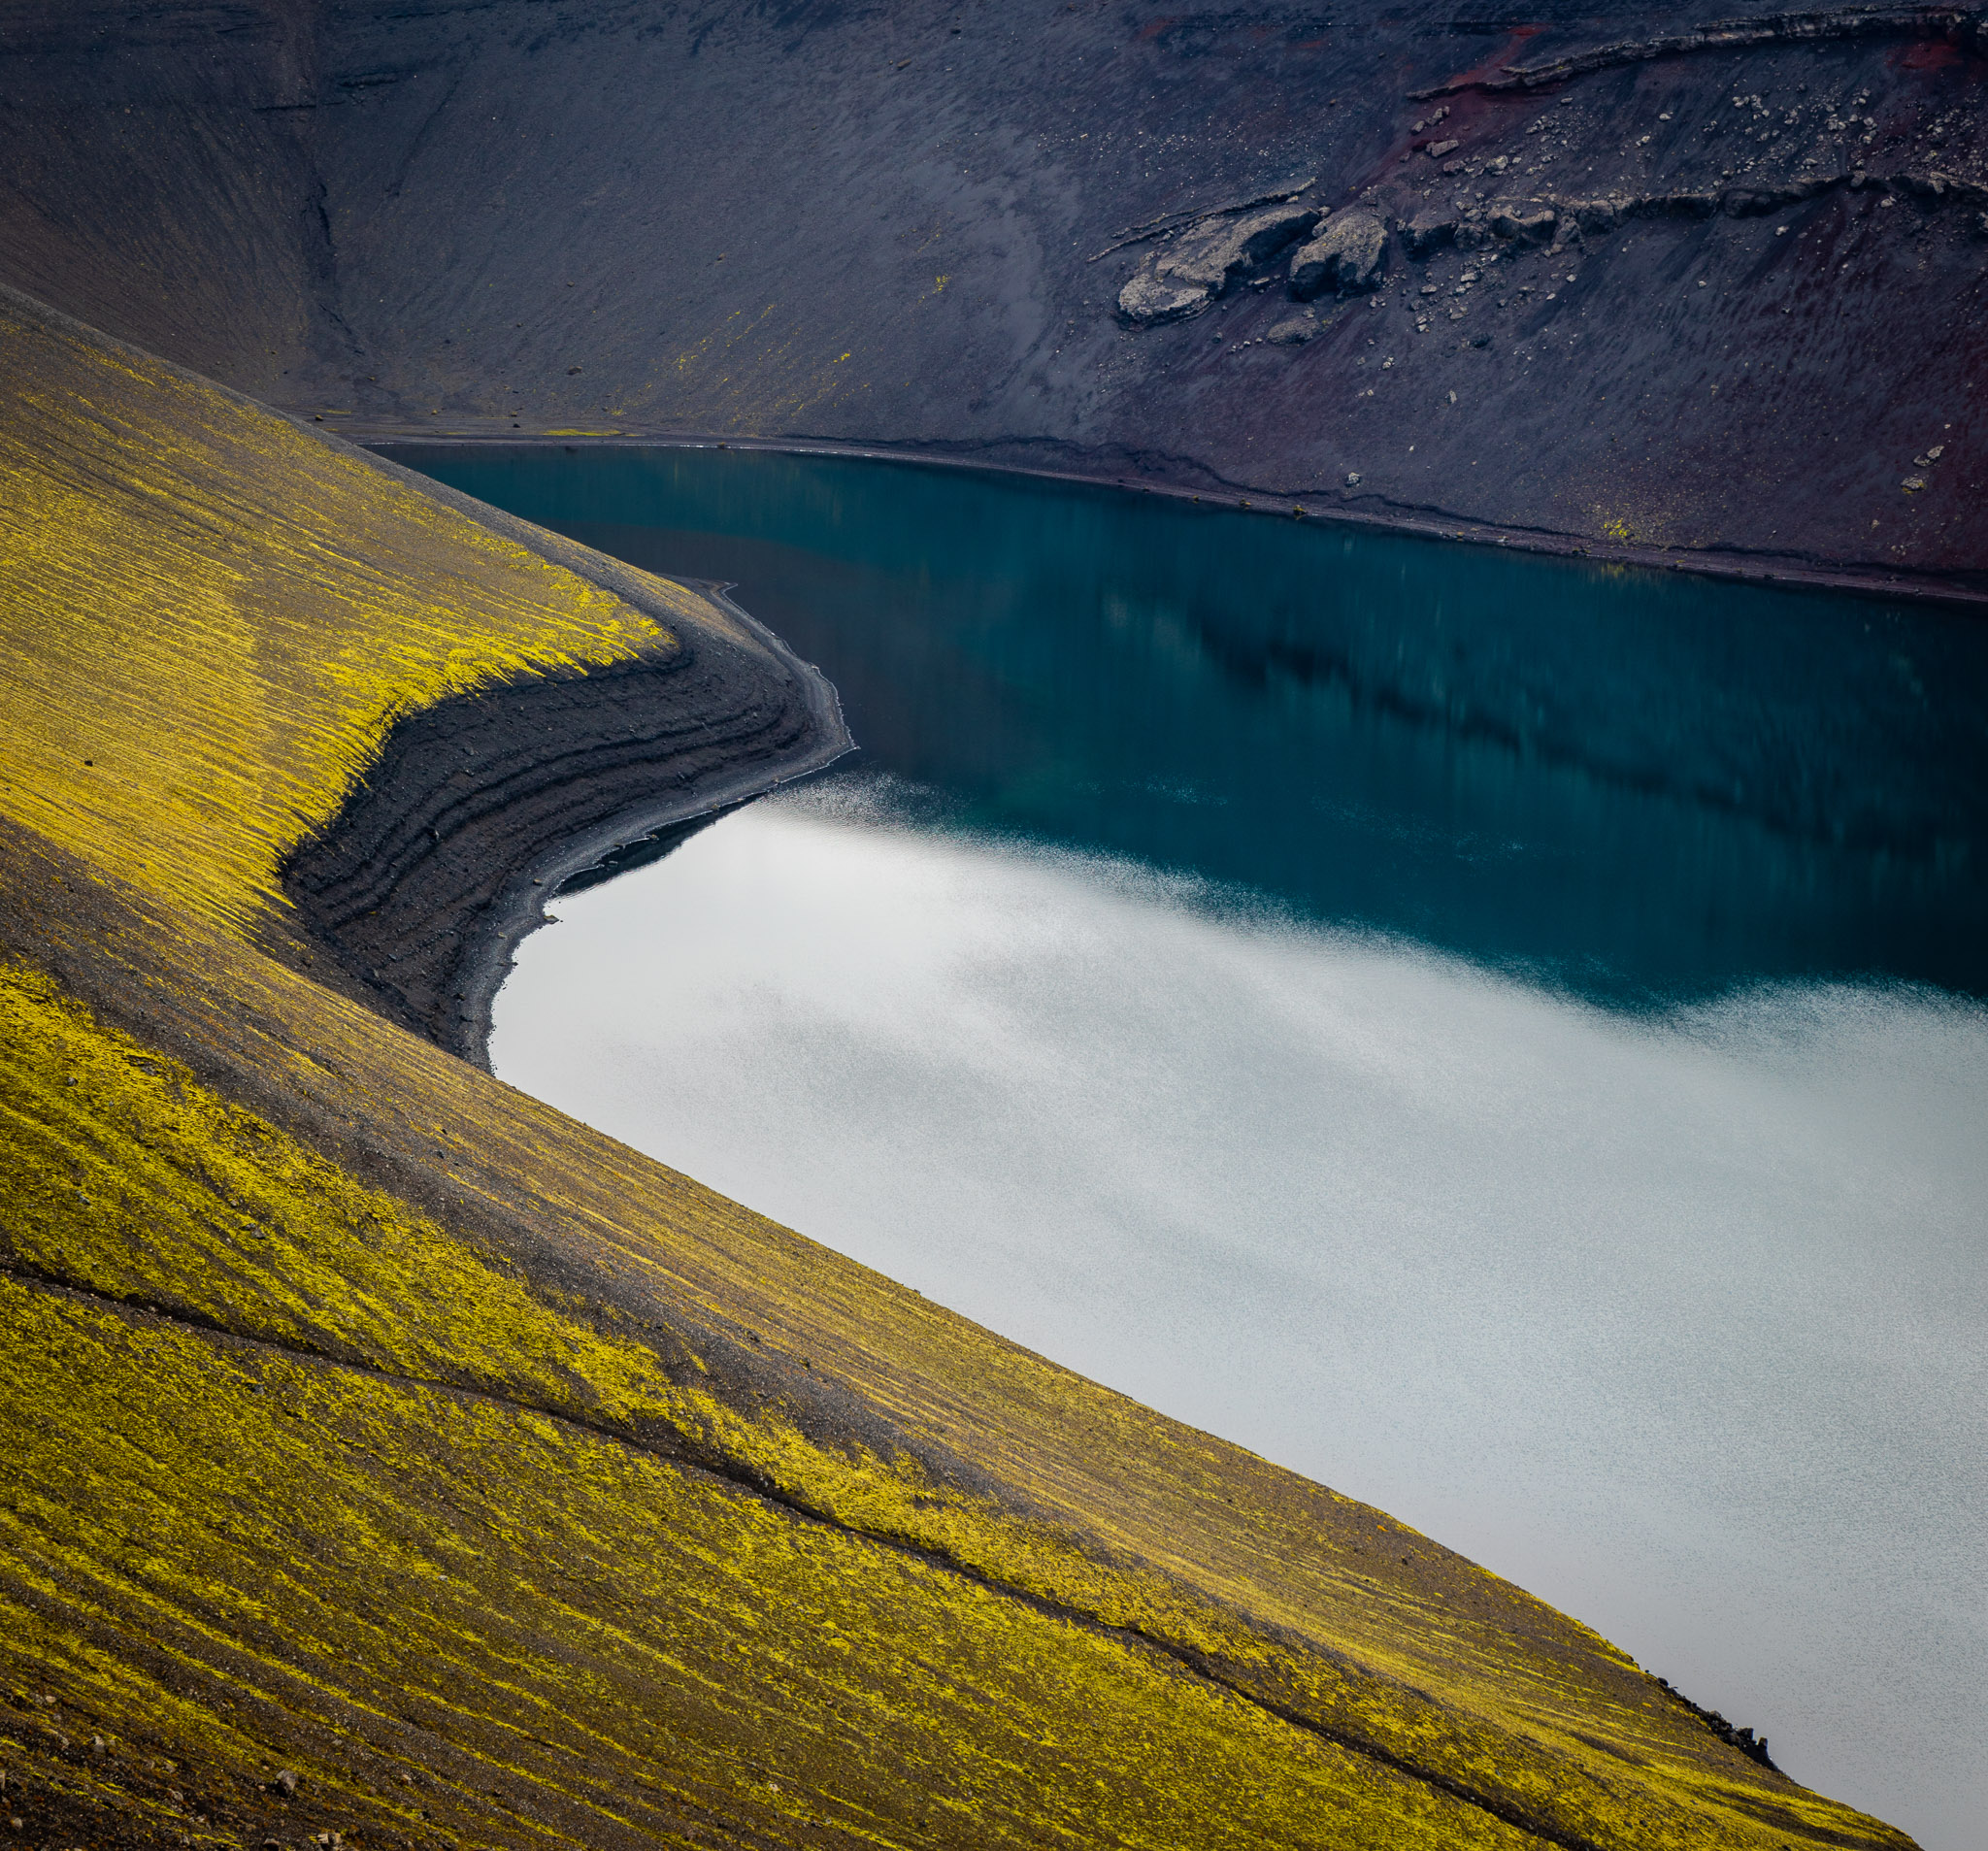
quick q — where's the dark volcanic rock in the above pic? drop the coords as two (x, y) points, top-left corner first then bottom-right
(0, 0), (1983, 589)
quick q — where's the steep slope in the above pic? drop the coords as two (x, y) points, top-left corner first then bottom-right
(0, 0), (1981, 594)
(0, 300), (1916, 1845)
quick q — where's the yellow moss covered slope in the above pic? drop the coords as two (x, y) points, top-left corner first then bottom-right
(0, 284), (694, 935)
(0, 290), (1916, 1850)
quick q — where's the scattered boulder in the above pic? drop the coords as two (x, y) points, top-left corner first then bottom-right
(1118, 203), (1321, 324)
(1265, 311), (1319, 344)
(270, 1769), (300, 1798)
(1489, 201), (1557, 246)
(1424, 138), (1460, 159)
(1289, 209), (1388, 299)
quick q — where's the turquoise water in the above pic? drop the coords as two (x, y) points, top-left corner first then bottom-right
(395, 445), (1988, 1848)
(394, 443), (1988, 1008)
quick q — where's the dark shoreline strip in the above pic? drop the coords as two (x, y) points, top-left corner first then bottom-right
(361, 434), (1988, 614)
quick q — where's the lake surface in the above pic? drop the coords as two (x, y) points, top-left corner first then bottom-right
(395, 445), (1988, 1850)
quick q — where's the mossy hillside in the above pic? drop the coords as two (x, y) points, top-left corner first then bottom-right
(1, 1275), (1570, 1851)
(0, 831), (1910, 1851)
(0, 290), (1914, 1847)
(0, 285), (716, 938)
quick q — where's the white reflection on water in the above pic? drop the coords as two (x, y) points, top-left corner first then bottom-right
(493, 779), (1988, 1850)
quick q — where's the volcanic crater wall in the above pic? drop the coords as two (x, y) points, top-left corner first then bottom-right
(0, 0), (1981, 591)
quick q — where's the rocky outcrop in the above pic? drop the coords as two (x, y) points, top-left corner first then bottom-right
(1288, 209), (1389, 298)
(1393, 167), (1988, 261)
(1487, 201), (1558, 246)
(1117, 202), (1320, 323)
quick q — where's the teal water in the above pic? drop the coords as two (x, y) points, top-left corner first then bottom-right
(394, 445), (1988, 1847)
(393, 443), (1988, 1008)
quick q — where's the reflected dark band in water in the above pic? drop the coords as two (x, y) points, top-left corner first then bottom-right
(389, 445), (1988, 1006)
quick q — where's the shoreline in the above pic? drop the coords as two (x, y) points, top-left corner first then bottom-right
(354, 423), (1988, 617)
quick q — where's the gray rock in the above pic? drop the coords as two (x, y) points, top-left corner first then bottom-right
(1265, 312), (1318, 345)
(1489, 201), (1557, 246)
(1567, 195), (1629, 235)
(1289, 210), (1388, 300)
(1402, 211), (1456, 256)
(1118, 202), (1321, 324)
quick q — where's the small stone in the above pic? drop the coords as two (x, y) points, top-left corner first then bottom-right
(272, 1768), (300, 1798)
(91, 1735), (106, 1751)
(1902, 477), (1926, 492)
(1425, 139), (1459, 159)
(1345, 471), (1362, 486)
(1265, 314), (1317, 345)
(1446, 390), (1457, 404)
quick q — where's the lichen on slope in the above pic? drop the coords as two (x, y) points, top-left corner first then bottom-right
(0, 284), (681, 936)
